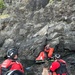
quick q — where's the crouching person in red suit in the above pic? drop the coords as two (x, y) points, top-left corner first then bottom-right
(49, 54), (69, 75)
(36, 44), (54, 61)
(1, 48), (24, 75)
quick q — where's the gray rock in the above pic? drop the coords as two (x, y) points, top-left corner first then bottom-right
(0, 0), (75, 75)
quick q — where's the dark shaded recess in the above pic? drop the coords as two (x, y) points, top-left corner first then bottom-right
(26, 0), (49, 11)
(54, 37), (64, 52)
(0, 37), (5, 47)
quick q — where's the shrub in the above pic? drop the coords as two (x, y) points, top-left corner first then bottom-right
(49, 0), (54, 4)
(0, 0), (5, 9)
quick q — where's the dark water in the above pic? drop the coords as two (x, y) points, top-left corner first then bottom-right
(21, 59), (36, 75)
(21, 59), (46, 75)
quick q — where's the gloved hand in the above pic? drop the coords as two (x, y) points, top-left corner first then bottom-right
(47, 57), (51, 60)
(47, 57), (54, 61)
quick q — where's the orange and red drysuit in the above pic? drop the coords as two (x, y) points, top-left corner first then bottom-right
(1, 59), (24, 75)
(36, 47), (54, 61)
(49, 59), (67, 75)
(44, 47), (54, 58)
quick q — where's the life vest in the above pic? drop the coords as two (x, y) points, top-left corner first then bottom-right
(1, 59), (15, 75)
(1, 59), (15, 68)
(36, 51), (47, 60)
(55, 60), (68, 75)
(44, 47), (54, 58)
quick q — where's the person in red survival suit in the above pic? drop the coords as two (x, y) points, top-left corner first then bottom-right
(1, 48), (24, 75)
(44, 44), (54, 59)
(49, 54), (68, 75)
(36, 44), (54, 61)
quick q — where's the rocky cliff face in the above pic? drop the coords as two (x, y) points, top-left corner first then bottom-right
(0, 0), (75, 75)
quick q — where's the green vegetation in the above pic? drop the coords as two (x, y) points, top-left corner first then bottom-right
(49, 0), (54, 4)
(0, 0), (5, 9)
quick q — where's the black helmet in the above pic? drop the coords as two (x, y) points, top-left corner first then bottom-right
(7, 48), (18, 59)
(54, 54), (60, 59)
